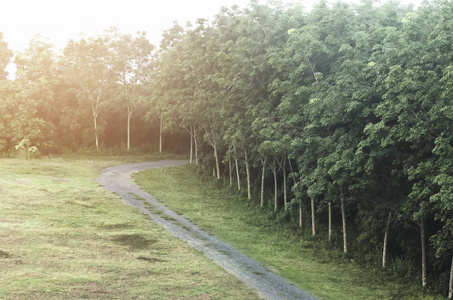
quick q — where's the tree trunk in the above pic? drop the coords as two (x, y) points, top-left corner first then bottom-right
(127, 107), (132, 151)
(273, 158), (278, 212)
(260, 156), (267, 207)
(159, 116), (163, 153)
(194, 127), (198, 165)
(91, 98), (100, 150)
(449, 255), (453, 299)
(189, 127), (193, 164)
(235, 156), (241, 191)
(93, 114), (99, 149)
(244, 150), (251, 200)
(283, 158), (287, 211)
(213, 141), (220, 180)
(382, 211), (392, 269)
(311, 196), (316, 236)
(341, 193), (347, 255)
(299, 204), (303, 228)
(420, 217), (427, 288)
(328, 201), (332, 243)
(229, 155), (233, 187)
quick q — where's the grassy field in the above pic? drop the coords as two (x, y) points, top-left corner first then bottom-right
(135, 164), (443, 300)
(0, 156), (260, 300)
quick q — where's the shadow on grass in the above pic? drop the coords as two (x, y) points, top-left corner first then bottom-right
(111, 234), (157, 250)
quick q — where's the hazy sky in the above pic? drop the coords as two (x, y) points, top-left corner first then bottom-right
(1, 0), (422, 54)
(1, 0), (255, 53)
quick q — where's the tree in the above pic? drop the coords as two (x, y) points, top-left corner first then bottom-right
(15, 35), (57, 84)
(0, 32), (12, 79)
(106, 28), (155, 151)
(0, 80), (56, 153)
(61, 36), (113, 149)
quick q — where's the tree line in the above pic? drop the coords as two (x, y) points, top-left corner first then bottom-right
(1, 0), (452, 297)
(0, 28), (176, 154)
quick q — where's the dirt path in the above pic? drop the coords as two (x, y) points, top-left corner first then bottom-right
(98, 160), (318, 300)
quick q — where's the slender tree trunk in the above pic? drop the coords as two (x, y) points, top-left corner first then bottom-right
(299, 184), (303, 228)
(420, 217), (427, 288)
(229, 154), (233, 187)
(245, 150), (251, 200)
(260, 156), (267, 207)
(449, 255), (453, 299)
(311, 196), (316, 236)
(91, 98), (101, 150)
(382, 211), (392, 269)
(235, 154), (241, 191)
(189, 127), (193, 164)
(213, 141), (220, 180)
(328, 201), (332, 243)
(273, 158), (278, 212)
(299, 204), (303, 228)
(127, 107), (132, 151)
(282, 157), (287, 211)
(93, 115), (99, 149)
(341, 193), (347, 255)
(159, 116), (163, 153)
(194, 127), (198, 165)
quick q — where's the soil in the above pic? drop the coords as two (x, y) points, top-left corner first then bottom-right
(98, 160), (318, 300)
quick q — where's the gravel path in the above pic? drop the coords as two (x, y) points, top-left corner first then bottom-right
(98, 160), (318, 300)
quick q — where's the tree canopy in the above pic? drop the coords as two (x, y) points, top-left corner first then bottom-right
(1, 0), (452, 297)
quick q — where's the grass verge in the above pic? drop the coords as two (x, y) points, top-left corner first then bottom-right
(134, 164), (443, 300)
(0, 156), (260, 300)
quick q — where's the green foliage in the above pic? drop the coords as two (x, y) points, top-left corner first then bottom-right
(1, 0), (453, 297)
(0, 80), (57, 154)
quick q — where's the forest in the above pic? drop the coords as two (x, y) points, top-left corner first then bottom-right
(1, 0), (453, 297)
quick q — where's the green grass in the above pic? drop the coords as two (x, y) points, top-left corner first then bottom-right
(0, 156), (260, 300)
(134, 164), (444, 300)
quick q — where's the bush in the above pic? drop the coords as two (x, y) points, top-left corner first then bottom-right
(14, 138), (41, 159)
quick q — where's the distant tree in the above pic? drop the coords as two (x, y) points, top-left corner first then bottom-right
(61, 36), (113, 149)
(0, 80), (56, 153)
(15, 35), (57, 84)
(0, 32), (13, 79)
(105, 28), (155, 151)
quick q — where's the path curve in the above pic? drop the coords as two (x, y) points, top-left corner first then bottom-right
(98, 160), (317, 300)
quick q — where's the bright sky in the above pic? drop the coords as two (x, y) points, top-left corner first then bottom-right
(1, 0), (422, 55)
(0, 0), (255, 53)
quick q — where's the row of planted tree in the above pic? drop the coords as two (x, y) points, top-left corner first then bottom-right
(0, 0), (452, 297)
(151, 0), (453, 297)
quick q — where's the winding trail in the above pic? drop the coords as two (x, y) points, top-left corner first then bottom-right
(98, 160), (317, 300)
